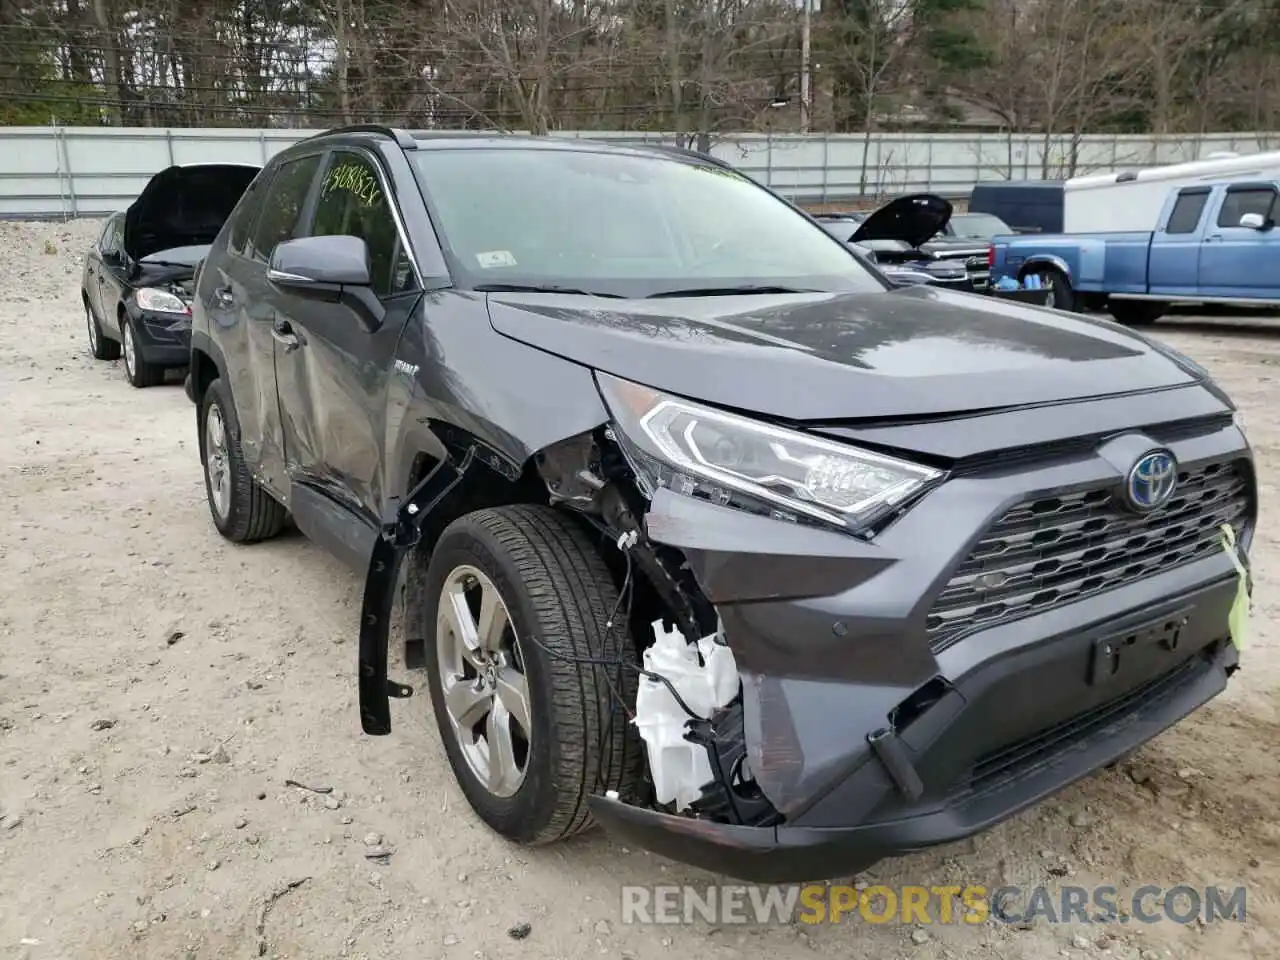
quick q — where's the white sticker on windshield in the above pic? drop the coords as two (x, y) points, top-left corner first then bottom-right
(476, 250), (517, 268)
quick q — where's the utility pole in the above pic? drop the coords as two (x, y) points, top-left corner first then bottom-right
(800, 0), (812, 133)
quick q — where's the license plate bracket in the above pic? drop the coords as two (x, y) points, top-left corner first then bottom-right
(1088, 607), (1191, 686)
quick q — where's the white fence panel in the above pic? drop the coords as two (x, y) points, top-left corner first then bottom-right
(2, 125), (1279, 219)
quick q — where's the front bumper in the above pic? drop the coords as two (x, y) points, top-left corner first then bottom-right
(592, 409), (1252, 882)
(127, 304), (192, 366)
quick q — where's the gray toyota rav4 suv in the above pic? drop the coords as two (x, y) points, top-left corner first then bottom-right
(188, 125), (1255, 882)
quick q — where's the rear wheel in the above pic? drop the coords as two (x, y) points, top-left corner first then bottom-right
(199, 377), (287, 543)
(421, 505), (643, 845)
(85, 300), (120, 361)
(1026, 266), (1079, 312)
(121, 318), (165, 387)
(1107, 300), (1167, 327)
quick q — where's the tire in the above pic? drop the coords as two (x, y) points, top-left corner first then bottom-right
(198, 377), (287, 543)
(1026, 266), (1079, 312)
(85, 299), (120, 361)
(120, 317), (166, 387)
(421, 504), (643, 845)
(1107, 300), (1166, 327)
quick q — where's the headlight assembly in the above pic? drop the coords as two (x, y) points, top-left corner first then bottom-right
(134, 287), (189, 314)
(596, 372), (944, 534)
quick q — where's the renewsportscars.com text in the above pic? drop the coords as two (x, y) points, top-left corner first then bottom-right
(620, 884), (1248, 926)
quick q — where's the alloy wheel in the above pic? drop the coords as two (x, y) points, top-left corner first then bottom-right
(122, 322), (136, 377)
(204, 401), (231, 520)
(435, 565), (532, 798)
(86, 306), (98, 352)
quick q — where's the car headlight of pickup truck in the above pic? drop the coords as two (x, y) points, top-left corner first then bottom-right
(596, 372), (944, 532)
(134, 287), (189, 314)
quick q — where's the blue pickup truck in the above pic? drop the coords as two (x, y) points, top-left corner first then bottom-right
(987, 180), (1280, 325)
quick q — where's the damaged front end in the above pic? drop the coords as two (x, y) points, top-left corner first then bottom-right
(359, 366), (1248, 884)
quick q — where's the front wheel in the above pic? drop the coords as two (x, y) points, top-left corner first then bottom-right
(1026, 266), (1079, 312)
(421, 505), (643, 845)
(198, 377), (287, 543)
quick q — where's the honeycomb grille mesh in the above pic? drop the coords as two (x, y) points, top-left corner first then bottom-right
(926, 459), (1251, 652)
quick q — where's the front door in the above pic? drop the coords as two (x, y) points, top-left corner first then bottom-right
(223, 152), (326, 498)
(273, 148), (422, 528)
(1197, 184), (1280, 300)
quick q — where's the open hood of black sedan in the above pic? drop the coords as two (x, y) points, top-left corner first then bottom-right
(852, 193), (952, 249)
(123, 163), (261, 262)
(485, 286), (1198, 423)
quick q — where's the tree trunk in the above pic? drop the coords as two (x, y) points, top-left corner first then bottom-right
(91, 0), (121, 125)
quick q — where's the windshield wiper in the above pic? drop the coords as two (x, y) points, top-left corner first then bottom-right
(646, 284), (817, 298)
(473, 282), (622, 298)
(142, 260), (194, 268)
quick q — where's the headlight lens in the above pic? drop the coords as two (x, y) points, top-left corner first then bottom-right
(597, 373), (944, 532)
(134, 287), (189, 314)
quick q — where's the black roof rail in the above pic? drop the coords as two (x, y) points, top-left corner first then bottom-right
(302, 125), (419, 149)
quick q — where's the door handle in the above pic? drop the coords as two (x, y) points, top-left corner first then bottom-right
(213, 286), (235, 307)
(271, 319), (300, 351)
(1205, 235), (1223, 242)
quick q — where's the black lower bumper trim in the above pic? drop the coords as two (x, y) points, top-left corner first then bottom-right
(588, 641), (1235, 883)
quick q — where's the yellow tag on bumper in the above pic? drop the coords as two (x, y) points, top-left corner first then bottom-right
(1219, 523), (1250, 651)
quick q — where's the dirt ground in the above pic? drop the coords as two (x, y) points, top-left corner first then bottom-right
(0, 217), (1277, 960)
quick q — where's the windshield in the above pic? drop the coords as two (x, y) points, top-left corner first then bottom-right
(947, 213), (1011, 239)
(411, 147), (886, 297)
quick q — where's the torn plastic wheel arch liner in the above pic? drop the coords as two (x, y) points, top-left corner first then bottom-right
(358, 446), (480, 736)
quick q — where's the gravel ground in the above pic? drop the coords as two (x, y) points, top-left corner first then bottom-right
(1, 218), (1277, 960)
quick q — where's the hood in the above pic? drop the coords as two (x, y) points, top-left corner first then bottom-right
(123, 163), (261, 262)
(852, 193), (953, 248)
(484, 286), (1198, 423)
(922, 237), (990, 258)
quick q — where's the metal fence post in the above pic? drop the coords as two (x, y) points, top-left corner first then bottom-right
(166, 128), (175, 165)
(259, 130), (268, 164)
(766, 131), (773, 188)
(57, 125), (78, 219)
(821, 134), (829, 203)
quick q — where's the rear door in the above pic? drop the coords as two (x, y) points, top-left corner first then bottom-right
(86, 216), (117, 323)
(204, 152), (325, 498)
(1147, 187), (1210, 298)
(1198, 183), (1280, 299)
(273, 147), (422, 531)
(96, 214), (128, 336)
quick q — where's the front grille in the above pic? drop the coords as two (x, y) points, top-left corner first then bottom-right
(926, 458), (1251, 651)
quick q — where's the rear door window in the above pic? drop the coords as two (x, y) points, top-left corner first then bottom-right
(247, 154), (323, 263)
(226, 178), (267, 257)
(102, 214), (125, 259)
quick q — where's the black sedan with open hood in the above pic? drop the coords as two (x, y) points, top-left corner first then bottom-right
(820, 196), (974, 291)
(82, 162), (260, 387)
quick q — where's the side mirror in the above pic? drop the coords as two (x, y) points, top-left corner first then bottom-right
(269, 234), (372, 287)
(268, 235), (384, 331)
(1238, 212), (1268, 230)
